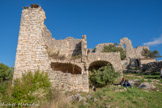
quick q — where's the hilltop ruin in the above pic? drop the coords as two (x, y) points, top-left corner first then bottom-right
(13, 4), (155, 92)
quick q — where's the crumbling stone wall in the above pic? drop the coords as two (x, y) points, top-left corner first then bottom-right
(119, 37), (136, 58)
(119, 37), (151, 60)
(135, 46), (149, 59)
(118, 38), (155, 69)
(15, 5), (157, 92)
(14, 5), (89, 92)
(49, 37), (81, 58)
(87, 52), (123, 72)
(95, 43), (114, 53)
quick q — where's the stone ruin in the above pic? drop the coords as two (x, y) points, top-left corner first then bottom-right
(13, 4), (155, 92)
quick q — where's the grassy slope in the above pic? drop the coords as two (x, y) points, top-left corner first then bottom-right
(70, 72), (162, 108)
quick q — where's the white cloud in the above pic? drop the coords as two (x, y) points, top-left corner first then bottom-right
(143, 35), (162, 46)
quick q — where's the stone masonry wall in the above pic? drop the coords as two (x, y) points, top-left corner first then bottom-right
(49, 70), (89, 92)
(47, 37), (81, 59)
(95, 43), (114, 53)
(140, 59), (156, 65)
(87, 52), (123, 72)
(14, 5), (89, 92)
(119, 37), (136, 59)
(119, 37), (150, 60)
(81, 35), (88, 62)
(135, 46), (150, 59)
(14, 6), (51, 79)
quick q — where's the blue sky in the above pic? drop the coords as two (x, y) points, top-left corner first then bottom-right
(0, 0), (162, 67)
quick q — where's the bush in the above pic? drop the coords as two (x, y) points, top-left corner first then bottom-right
(89, 64), (120, 87)
(103, 44), (126, 60)
(0, 63), (13, 83)
(0, 63), (13, 98)
(2, 70), (51, 107)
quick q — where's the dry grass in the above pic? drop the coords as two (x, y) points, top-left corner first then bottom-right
(40, 89), (71, 108)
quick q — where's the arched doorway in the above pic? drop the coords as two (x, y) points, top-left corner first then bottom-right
(88, 60), (114, 71)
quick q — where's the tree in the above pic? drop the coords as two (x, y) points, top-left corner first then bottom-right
(0, 63), (13, 83)
(89, 64), (120, 87)
(142, 48), (161, 58)
(103, 44), (126, 60)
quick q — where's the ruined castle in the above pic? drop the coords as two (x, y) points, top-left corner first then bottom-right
(13, 4), (155, 92)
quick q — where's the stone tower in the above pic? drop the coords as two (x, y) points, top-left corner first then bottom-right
(13, 4), (51, 79)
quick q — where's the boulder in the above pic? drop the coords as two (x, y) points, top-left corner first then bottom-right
(138, 82), (155, 90)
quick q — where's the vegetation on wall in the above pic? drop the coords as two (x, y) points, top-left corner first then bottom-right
(89, 64), (120, 87)
(47, 49), (66, 60)
(142, 48), (161, 58)
(103, 44), (126, 60)
(71, 54), (82, 60)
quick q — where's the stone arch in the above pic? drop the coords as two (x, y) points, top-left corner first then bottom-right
(87, 53), (123, 72)
(119, 38), (131, 49)
(119, 37), (135, 58)
(51, 62), (82, 74)
(88, 60), (114, 71)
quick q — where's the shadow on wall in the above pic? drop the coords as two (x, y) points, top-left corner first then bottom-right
(72, 42), (81, 57)
(51, 62), (82, 74)
(88, 61), (113, 71)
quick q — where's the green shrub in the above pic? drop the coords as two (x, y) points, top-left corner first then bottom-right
(142, 48), (161, 58)
(103, 44), (126, 60)
(89, 64), (120, 87)
(0, 63), (14, 99)
(0, 81), (11, 95)
(2, 70), (51, 107)
(0, 63), (14, 83)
